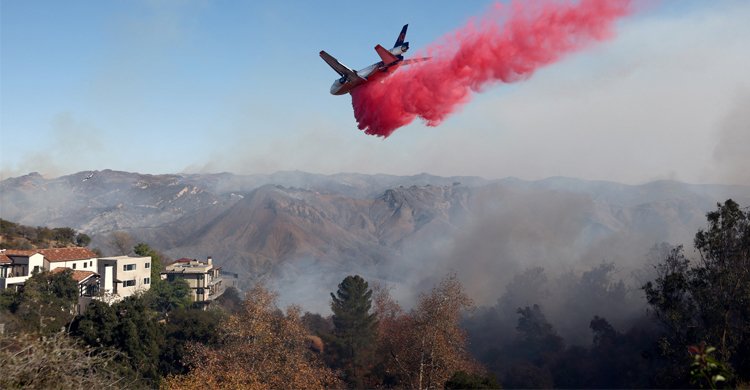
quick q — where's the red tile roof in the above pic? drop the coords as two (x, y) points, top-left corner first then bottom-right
(3, 249), (40, 257)
(38, 247), (98, 262)
(50, 268), (98, 282)
(1, 250), (40, 264)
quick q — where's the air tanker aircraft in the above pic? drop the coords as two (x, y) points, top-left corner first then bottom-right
(320, 24), (429, 95)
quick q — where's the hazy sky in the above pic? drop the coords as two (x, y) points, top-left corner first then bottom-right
(2, 1), (748, 185)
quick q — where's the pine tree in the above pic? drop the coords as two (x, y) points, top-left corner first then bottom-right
(330, 275), (378, 387)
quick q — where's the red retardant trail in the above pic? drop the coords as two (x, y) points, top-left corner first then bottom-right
(351, 0), (632, 137)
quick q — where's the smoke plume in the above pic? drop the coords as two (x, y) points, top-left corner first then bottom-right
(351, 0), (632, 137)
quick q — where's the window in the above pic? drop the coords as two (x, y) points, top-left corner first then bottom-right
(83, 262), (87, 268)
(123, 264), (136, 271)
(89, 261), (93, 267)
(145, 263), (150, 268)
(72, 263), (77, 270)
(33, 266), (40, 274)
(144, 277), (150, 285)
(123, 279), (136, 287)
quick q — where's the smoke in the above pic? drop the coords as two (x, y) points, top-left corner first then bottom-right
(351, 0), (632, 137)
(0, 113), (104, 180)
(713, 90), (750, 185)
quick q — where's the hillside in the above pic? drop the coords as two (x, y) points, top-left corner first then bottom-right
(2, 170), (750, 310)
(0, 218), (91, 250)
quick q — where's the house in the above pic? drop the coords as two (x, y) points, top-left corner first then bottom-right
(162, 256), (225, 307)
(39, 247), (98, 272)
(0, 249), (45, 290)
(0, 247), (152, 302)
(97, 256), (152, 300)
(0, 247), (98, 291)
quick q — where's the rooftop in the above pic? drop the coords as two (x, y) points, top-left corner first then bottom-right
(2, 249), (40, 257)
(50, 267), (98, 282)
(38, 247), (98, 262)
(165, 258), (214, 274)
(99, 255), (149, 260)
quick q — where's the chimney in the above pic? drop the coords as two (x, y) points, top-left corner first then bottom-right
(207, 256), (213, 265)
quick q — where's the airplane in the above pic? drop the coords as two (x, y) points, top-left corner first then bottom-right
(320, 24), (429, 95)
(82, 172), (94, 182)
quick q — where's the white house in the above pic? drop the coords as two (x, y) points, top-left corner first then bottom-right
(40, 247), (98, 273)
(98, 255), (152, 300)
(0, 247), (152, 303)
(0, 249), (44, 290)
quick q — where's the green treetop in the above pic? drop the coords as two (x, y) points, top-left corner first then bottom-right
(330, 275), (378, 388)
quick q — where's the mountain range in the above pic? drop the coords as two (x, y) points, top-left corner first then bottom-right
(2, 170), (749, 310)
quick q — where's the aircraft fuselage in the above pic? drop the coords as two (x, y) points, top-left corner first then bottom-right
(329, 61), (402, 95)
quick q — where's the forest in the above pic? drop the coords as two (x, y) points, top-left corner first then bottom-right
(0, 199), (748, 389)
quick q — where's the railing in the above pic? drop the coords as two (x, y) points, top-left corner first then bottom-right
(0, 276), (30, 289)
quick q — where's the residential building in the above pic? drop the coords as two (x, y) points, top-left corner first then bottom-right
(0, 247), (98, 291)
(0, 247), (152, 303)
(40, 247), (98, 272)
(98, 256), (152, 300)
(0, 249), (44, 290)
(163, 256), (225, 307)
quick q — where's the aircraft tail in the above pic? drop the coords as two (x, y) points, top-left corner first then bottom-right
(394, 24), (408, 48)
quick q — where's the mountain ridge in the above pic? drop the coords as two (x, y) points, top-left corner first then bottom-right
(2, 170), (749, 311)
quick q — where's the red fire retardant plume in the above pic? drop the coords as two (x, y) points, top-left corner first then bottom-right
(350, 0), (632, 137)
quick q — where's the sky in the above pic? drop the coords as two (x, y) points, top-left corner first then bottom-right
(1, 0), (748, 185)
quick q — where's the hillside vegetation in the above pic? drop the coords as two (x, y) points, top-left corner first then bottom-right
(0, 218), (91, 250)
(0, 200), (748, 388)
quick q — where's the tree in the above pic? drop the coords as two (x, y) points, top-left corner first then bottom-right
(70, 296), (164, 385)
(644, 199), (750, 385)
(110, 296), (164, 383)
(513, 304), (564, 365)
(159, 307), (225, 376)
(70, 300), (119, 348)
(330, 275), (378, 387)
(15, 269), (78, 335)
(162, 285), (341, 389)
(110, 231), (134, 255)
(51, 227), (76, 244)
(144, 278), (192, 315)
(75, 233), (91, 247)
(377, 274), (479, 389)
(692, 199), (750, 368)
(133, 242), (165, 283)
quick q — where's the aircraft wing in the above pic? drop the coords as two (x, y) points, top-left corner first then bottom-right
(374, 44), (399, 65)
(402, 57), (431, 65)
(320, 51), (364, 81)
